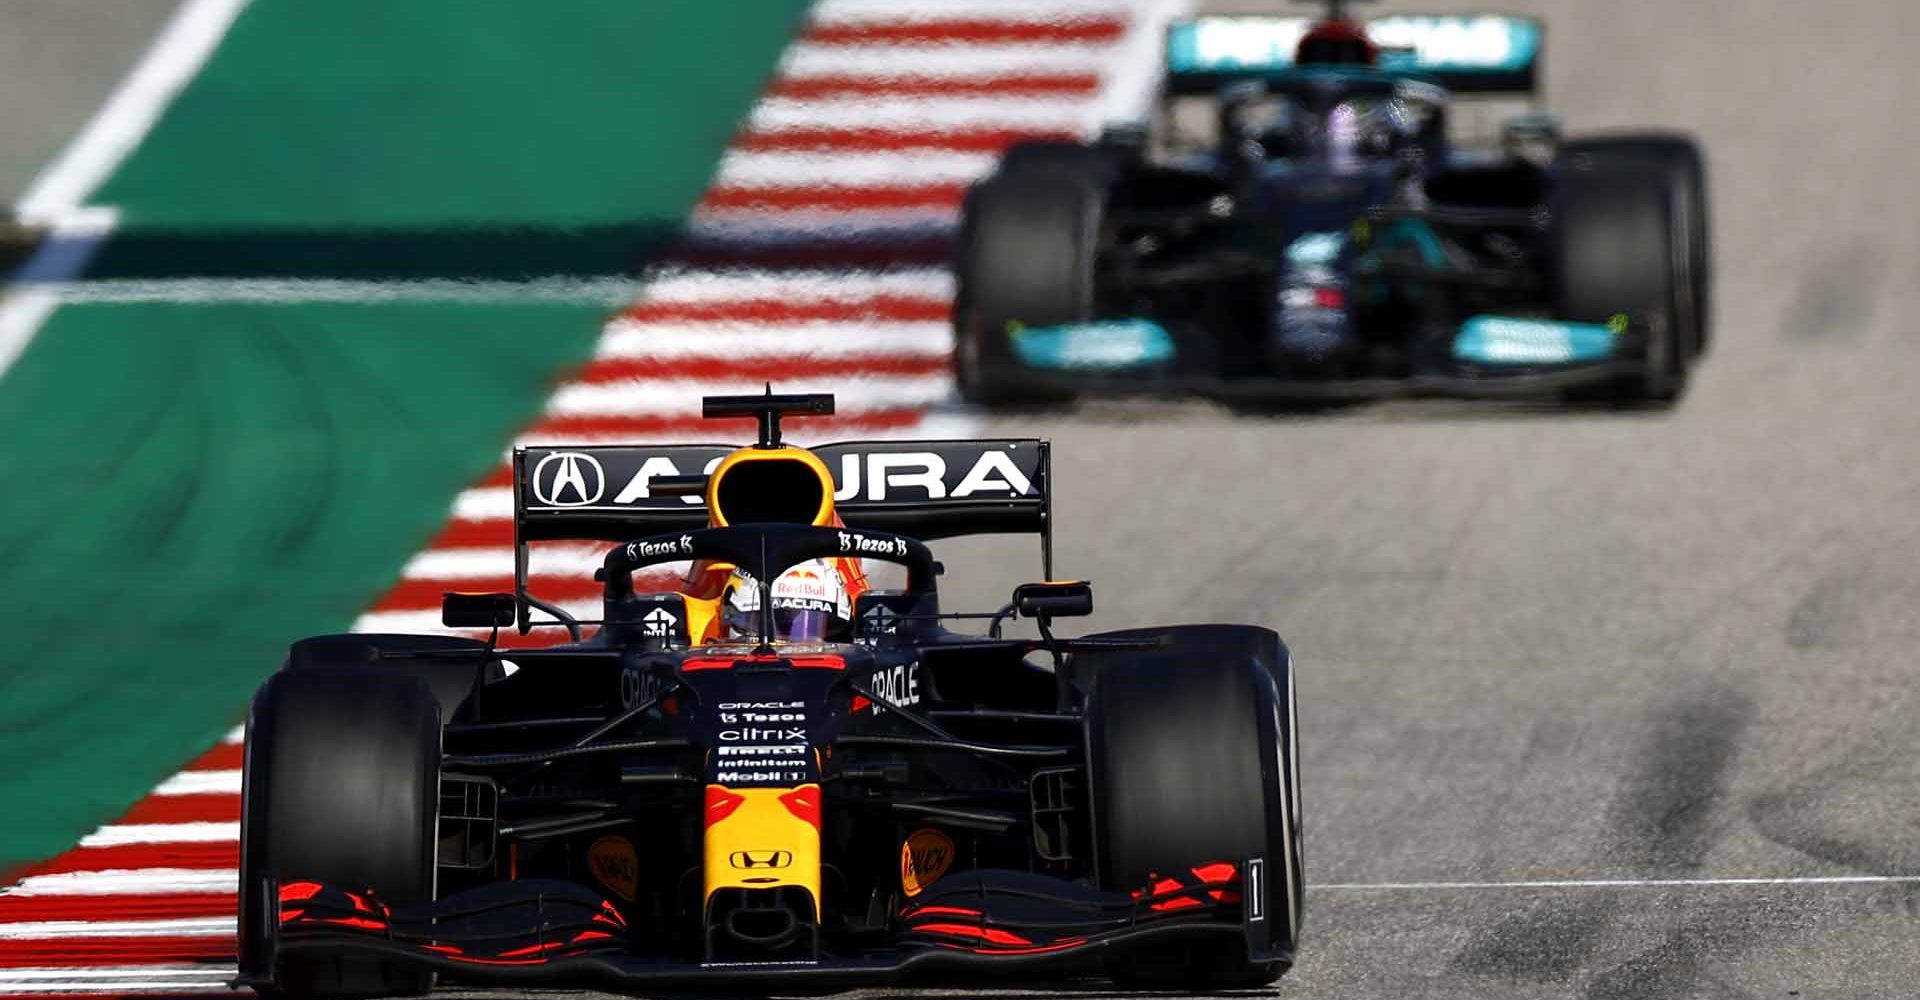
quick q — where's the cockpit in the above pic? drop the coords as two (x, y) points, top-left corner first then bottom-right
(1220, 73), (1445, 170)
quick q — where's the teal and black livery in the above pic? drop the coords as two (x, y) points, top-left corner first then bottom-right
(949, 3), (1710, 407)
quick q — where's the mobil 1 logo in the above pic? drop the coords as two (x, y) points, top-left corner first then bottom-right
(713, 701), (815, 785)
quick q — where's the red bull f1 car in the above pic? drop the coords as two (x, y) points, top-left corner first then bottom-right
(954, 4), (1710, 407)
(236, 393), (1304, 995)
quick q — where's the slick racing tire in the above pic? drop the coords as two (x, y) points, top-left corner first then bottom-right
(240, 666), (441, 998)
(286, 633), (494, 725)
(952, 145), (1112, 406)
(1548, 159), (1689, 405)
(1558, 133), (1711, 357)
(1083, 625), (1303, 988)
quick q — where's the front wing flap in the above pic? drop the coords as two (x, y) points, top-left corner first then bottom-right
(240, 864), (1278, 990)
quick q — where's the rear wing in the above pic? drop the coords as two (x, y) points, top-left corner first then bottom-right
(1164, 14), (1543, 95)
(512, 439), (1052, 621)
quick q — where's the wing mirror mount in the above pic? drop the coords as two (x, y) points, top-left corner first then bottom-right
(1012, 580), (1093, 621)
(442, 592), (517, 629)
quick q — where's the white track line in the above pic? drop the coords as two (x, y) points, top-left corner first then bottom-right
(780, 43), (1113, 80)
(0, 918), (232, 940)
(223, 724), (245, 745)
(597, 322), (952, 361)
(450, 487), (512, 521)
(3, 870), (237, 897)
(0, 984), (235, 995)
(750, 96), (1090, 133)
(513, 420), (978, 449)
(151, 771), (240, 797)
(1, 0), (251, 381)
(0, 983), (236, 995)
(0, 966), (231, 980)
(13, 0), (251, 224)
(809, 0), (1132, 22)
(637, 268), (952, 303)
(27, 276), (654, 305)
(1313, 875), (1920, 891)
(0, 967), (238, 994)
(717, 150), (996, 188)
(545, 374), (953, 417)
(76, 823), (237, 848)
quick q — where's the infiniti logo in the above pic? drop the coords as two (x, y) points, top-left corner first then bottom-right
(531, 452), (605, 507)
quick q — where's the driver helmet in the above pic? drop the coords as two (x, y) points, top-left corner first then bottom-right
(681, 443), (869, 643)
(722, 559), (854, 642)
(1295, 19), (1378, 66)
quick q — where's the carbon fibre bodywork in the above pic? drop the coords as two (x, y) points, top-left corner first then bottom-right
(953, 24), (1709, 406)
(236, 398), (1303, 994)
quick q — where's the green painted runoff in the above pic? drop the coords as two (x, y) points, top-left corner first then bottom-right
(0, 0), (809, 869)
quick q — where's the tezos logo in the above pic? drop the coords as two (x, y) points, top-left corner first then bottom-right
(838, 531), (905, 557)
(531, 451), (605, 507)
(627, 534), (693, 561)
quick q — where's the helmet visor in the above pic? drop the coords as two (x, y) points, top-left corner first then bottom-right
(773, 605), (831, 642)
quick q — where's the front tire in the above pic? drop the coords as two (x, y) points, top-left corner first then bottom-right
(1548, 157), (1689, 405)
(240, 666), (442, 998)
(952, 148), (1110, 406)
(1559, 134), (1710, 357)
(1083, 625), (1302, 988)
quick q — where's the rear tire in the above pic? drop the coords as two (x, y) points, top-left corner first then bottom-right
(1548, 158), (1688, 405)
(240, 666), (442, 998)
(953, 147), (1111, 406)
(1083, 625), (1302, 988)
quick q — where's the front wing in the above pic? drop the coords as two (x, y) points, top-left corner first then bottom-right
(237, 864), (1284, 991)
(995, 314), (1654, 401)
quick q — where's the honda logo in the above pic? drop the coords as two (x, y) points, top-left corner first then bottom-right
(729, 850), (793, 870)
(530, 451), (605, 507)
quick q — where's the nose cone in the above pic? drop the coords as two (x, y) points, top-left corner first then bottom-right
(702, 783), (824, 918)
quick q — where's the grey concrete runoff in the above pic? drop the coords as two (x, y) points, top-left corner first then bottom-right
(0, 0), (183, 210)
(953, 0), (1920, 995)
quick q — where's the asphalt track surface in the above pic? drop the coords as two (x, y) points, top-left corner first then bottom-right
(0, 0), (181, 206)
(947, 0), (1920, 995)
(7, 1), (1920, 998)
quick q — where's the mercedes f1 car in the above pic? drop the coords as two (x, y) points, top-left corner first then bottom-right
(236, 393), (1303, 995)
(954, 2), (1710, 406)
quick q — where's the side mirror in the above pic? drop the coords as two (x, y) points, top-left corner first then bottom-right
(442, 592), (516, 629)
(1012, 581), (1092, 620)
(1503, 112), (1561, 162)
